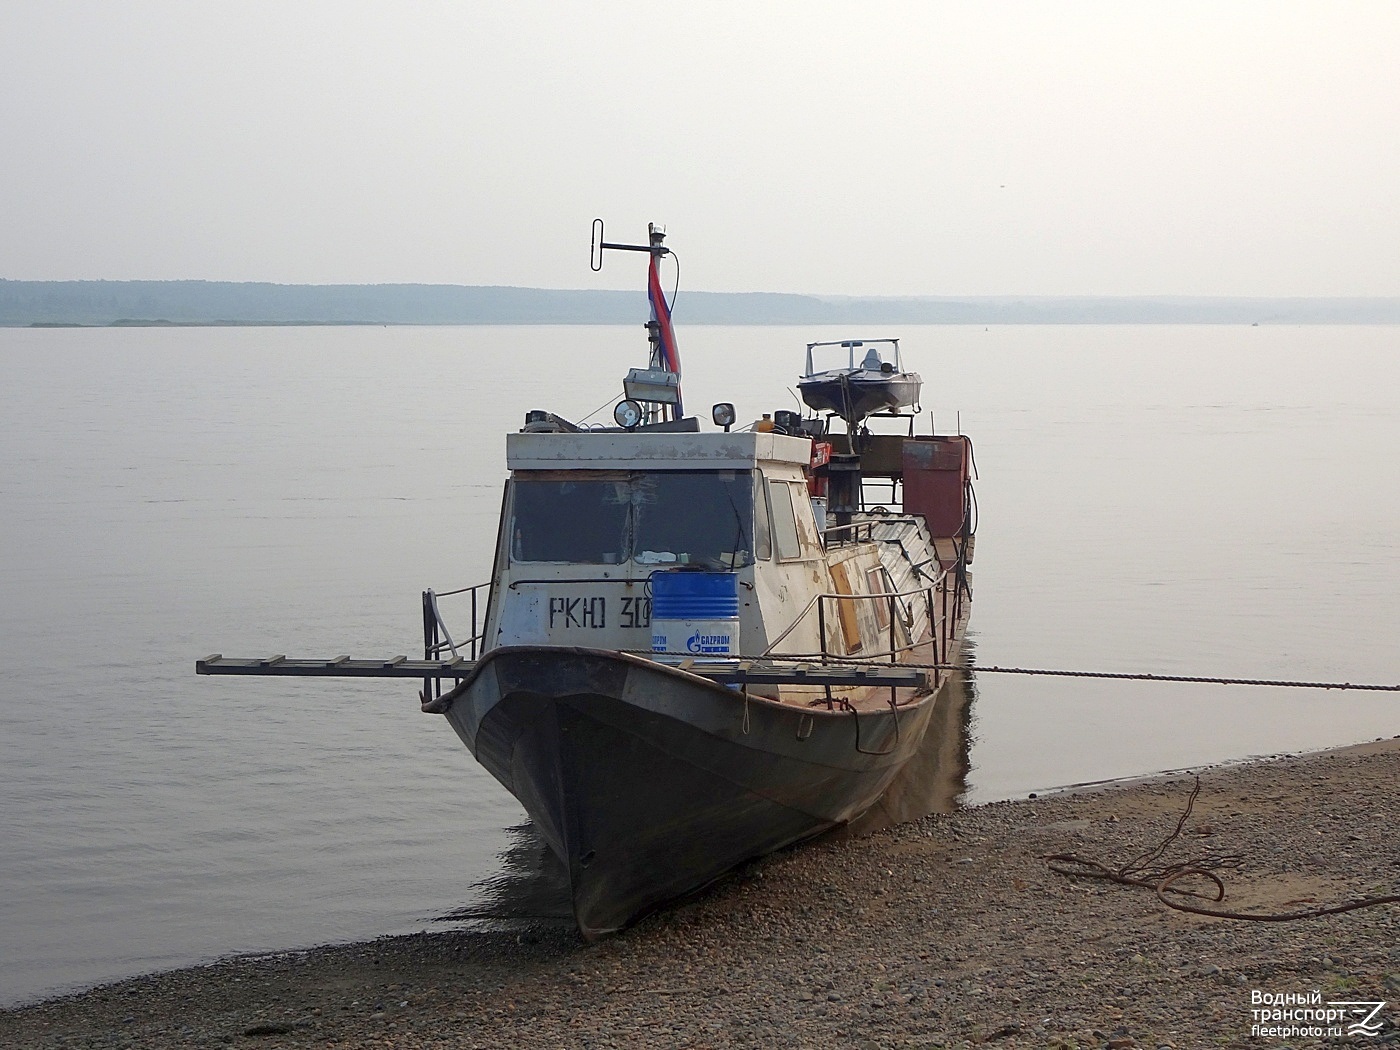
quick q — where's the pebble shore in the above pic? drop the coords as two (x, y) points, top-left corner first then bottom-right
(4, 738), (1398, 1050)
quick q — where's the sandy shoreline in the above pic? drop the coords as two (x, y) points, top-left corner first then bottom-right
(5, 737), (1398, 1049)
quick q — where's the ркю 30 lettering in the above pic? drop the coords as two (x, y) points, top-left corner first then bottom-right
(547, 596), (652, 629)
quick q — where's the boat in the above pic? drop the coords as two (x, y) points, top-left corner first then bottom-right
(197, 222), (977, 939)
(797, 338), (923, 436)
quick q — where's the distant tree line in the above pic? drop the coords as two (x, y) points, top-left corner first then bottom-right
(3, 279), (1399, 326)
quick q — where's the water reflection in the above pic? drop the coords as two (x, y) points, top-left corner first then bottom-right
(846, 655), (977, 834)
(436, 823), (573, 928)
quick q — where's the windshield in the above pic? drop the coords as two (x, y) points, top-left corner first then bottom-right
(510, 471), (758, 568)
(806, 340), (899, 375)
(510, 478), (630, 564)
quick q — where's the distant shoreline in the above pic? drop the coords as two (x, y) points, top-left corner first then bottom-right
(16, 317), (1400, 328)
(25, 319), (388, 328)
(4, 280), (1400, 326)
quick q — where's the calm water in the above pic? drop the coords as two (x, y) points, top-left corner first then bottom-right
(2, 323), (1397, 1005)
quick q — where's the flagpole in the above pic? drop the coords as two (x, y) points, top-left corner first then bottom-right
(644, 224), (684, 422)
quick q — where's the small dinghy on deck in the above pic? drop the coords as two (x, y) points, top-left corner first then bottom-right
(197, 223), (977, 939)
(798, 338), (923, 431)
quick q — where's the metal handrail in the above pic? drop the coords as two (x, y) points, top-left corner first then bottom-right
(421, 582), (491, 709)
(822, 515), (926, 544)
(759, 580), (943, 657)
(423, 583), (490, 660)
(423, 590), (462, 658)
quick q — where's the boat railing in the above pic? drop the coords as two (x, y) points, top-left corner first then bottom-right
(759, 571), (966, 688)
(421, 583), (491, 706)
(822, 514), (926, 547)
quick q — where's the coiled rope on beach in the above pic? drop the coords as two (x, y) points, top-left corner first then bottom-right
(1047, 777), (1400, 922)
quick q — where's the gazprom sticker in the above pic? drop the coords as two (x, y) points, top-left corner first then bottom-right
(687, 630), (735, 655)
(652, 619), (740, 656)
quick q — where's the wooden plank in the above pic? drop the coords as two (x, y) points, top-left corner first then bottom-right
(829, 562), (864, 654)
(196, 657), (477, 679)
(688, 661), (927, 689)
(196, 654), (925, 689)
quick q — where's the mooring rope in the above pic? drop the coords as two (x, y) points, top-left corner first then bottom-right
(627, 647), (1400, 692)
(1048, 777), (1400, 922)
(930, 663), (1400, 692)
(749, 652), (1400, 692)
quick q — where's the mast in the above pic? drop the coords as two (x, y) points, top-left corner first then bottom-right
(590, 219), (684, 424)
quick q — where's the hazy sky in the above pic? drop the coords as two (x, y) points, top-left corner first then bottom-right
(4, 2), (1398, 295)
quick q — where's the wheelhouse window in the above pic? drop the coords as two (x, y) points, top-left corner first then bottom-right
(510, 479), (629, 564)
(509, 470), (758, 567)
(632, 471), (755, 568)
(752, 474), (772, 561)
(767, 479), (821, 561)
(769, 480), (803, 560)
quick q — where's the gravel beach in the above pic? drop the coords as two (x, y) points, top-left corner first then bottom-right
(5, 738), (1398, 1049)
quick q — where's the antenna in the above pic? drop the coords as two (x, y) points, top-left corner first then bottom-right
(590, 218), (671, 270)
(589, 220), (683, 422)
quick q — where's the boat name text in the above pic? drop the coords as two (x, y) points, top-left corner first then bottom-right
(547, 596), (651, 630)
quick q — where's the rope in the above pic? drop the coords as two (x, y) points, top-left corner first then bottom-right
(1048, 777), (1400, 922)
(1155, 872), (1400, 922)
(1048, 778), (1244, 901)
(576, 391), (624, 425)
(746, 653), (1400, 693)
(946, 663), (1400, 692)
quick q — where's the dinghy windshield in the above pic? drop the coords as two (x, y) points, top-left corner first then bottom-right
(509, 470), (760, 568)
(804, 338), (903, 376)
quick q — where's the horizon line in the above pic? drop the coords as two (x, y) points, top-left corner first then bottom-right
(2, 278), (1399, 302)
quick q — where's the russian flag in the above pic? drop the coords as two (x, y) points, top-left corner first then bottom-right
(647, 251), (683, 414)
